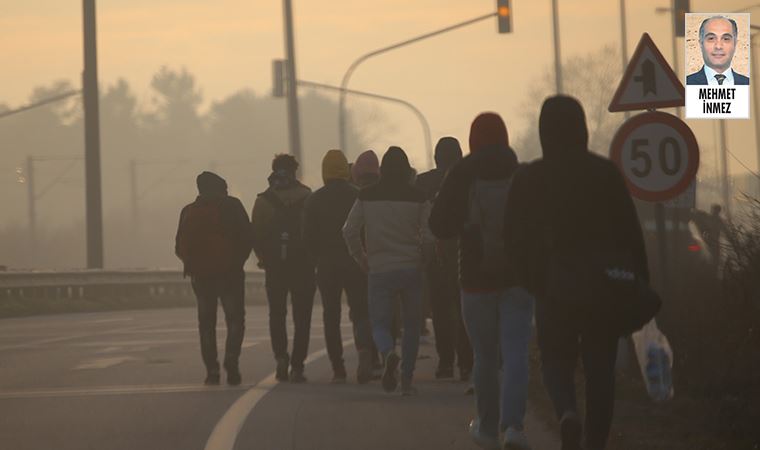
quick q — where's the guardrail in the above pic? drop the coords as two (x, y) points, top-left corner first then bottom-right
(0, 269), (266, 303)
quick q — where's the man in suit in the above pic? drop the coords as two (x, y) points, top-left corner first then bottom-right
(686, 16), (750, 85)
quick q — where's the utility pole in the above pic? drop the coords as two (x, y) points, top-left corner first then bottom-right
(83, 0), (104, 268)
(26, 156), (36, 248)
(552, 0), (563, 93)
(282, 0), (303, 168)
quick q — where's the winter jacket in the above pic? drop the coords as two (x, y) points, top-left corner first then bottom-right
(343, 147), (434, 274)
(503, 95), (649, 297)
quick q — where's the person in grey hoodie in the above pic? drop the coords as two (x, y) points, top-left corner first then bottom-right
(342, 146), (434, 395)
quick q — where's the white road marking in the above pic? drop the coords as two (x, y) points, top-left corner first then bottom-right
(0, 383), (252, 399)
(204, 339), (353, 450)
(74, 356), (138, 370)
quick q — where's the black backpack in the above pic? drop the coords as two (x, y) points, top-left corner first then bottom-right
(260, 190), (307, 264)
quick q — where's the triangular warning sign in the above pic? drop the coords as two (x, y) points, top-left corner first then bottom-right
(609, 33), (685, 112)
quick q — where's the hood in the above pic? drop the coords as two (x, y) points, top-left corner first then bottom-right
(322, 149), (350, 184)
(196, 171), (227, 197)
(434, 137), (463, 171)
(352, 150), (380, 186)
(469, 112), (509, 154)
(539, 95), (589, 160)
(380, 146), (412, 183)
(469, 144), (519, 180)
(267, 169), (297, 190)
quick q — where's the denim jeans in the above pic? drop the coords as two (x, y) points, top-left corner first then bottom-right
(368, 268), (423, 382)
(462, 287), (535, 437)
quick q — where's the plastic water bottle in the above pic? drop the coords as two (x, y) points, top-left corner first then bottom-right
(280, 232), (289, 261)
(645, 344), (673, 402)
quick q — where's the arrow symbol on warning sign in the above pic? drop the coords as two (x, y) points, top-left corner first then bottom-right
(633, 59), (657, 96)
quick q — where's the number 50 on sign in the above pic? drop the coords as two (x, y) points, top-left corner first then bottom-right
(609, 112), (699, 202)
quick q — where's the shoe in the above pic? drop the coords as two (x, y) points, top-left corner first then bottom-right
(468, 418), (500, 450)
(560, 411), (583, 450)
(332, 366), (347, 384)
(381, 352), (400, 393)
(502, 426), (532, 450)
(400, 378), (417, 396)
(464, 384), (475, 395)
(275, 355), (289, 382)
(204, 371), (220, 386)
(226, 368), (242, 386)
(435, 365), (455, 379)
(289, 368), (307, 383)
(357, 350), (372, 384)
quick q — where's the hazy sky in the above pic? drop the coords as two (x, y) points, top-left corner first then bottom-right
(2, 0), (759, 173)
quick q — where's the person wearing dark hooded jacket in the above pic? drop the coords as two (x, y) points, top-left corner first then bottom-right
(429, 113), (533, 450)
(503, 96), (649, 450)
(415, 137), (473, 381)
(343, 146), (434, 396)
(302, 150), (373, 384)
(251, 154), (316, 383)
(175, 171), (252, 386)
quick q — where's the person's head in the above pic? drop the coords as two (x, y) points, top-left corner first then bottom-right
(380, 146), (412, 183)
(710, 204), (723, 216)
(699, 16), (738, 73)
(469, 112), (509, 154)
(539, 95), (589, 159)
(322, 149), (350, 184)
(434, 137), (463, 170)
(196, 171), (227, 197)
(351, 150), (380, 187)
(269, 153), (299, 189)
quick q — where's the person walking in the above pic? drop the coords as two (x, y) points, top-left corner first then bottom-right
(415, 137), (472, 381)
(343, 146), (434, 395)
(429, 113), (533, 450)
(303, 150), (373, 384)
(175, 171), (252, 386)
(251, 154), (316, 383)
(504, 96), (649, 450)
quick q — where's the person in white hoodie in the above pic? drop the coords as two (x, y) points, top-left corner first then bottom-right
(342, 146), (434, 395)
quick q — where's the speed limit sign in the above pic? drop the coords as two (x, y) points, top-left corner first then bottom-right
(609, 112), (699, 202)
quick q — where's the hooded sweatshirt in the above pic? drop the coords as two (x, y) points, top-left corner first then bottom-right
(175, 171), (252, 277)
(415, 137), (463, 200)
(429, 113), (519, 292)
(302, 150), (360, 264)
(343, 146), (434, 274)
(503, 95), (648, 296)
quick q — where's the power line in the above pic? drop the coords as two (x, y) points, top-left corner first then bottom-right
(0, 90), (81, 120)
(727, 149), (760, 180)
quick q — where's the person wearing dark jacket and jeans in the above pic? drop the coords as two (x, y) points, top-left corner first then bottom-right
(504, 96), (649, 450)
(175, 171), (252, 386)
(430, 113), (533, 450)
(303, 150), (373, 383)
(251, 154), (316, 383)
(343, 146), (434, 395)
(415, 137), (473, 381)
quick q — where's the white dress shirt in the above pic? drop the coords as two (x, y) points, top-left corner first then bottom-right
(704, 65), (735, 86)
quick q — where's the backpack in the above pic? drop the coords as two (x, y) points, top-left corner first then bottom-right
(177, 199), (235, 276)
(466, 177), (511, 276)
(260, 190), (307, 264)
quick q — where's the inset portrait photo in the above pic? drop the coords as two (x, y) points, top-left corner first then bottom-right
(685, 13), (751, 119)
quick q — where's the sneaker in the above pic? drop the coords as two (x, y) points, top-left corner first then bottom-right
(468, 418), (500, 450)
(289, 368), (307, 383)
(560, 411), (583, 450)
(435, 365), (455, 379)
(502, 426), (531, 450)
(332, 366), (347, 384)
(356, 350), (373, 384)
(381, 352), (400, 393)
(275, 355), (289, 382)
(204, 372), (220, 386)
(400, 378), (417, 396)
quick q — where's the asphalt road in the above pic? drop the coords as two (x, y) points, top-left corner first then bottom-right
(0, 306), (559, 450)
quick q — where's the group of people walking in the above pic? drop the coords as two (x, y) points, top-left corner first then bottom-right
(175, 95), (649, 450)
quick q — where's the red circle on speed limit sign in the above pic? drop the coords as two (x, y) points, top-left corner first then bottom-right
(609, 111), (699, 202)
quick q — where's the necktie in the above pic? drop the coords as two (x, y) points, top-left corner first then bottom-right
(715, 74), (726, 85)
